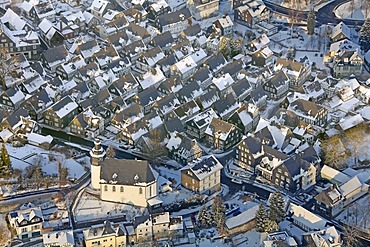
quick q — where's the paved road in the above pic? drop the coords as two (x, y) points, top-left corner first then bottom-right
(263, 0), (365, 26)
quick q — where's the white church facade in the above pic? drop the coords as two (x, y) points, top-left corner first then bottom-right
(90, 139), (158, 207)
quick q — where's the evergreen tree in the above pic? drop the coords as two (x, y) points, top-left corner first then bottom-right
(0, 144), (11, 176)
(307, 9), (315, 36)
(269, 190), (286, 223)
(360, 18), (370, 52)
(255, 203), (269, 232)
(198, 206), (210, 228)
(211, 196), (226, 231)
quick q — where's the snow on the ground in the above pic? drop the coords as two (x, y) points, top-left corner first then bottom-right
(74, 192), (144, 223)
(279, 219), (305, 244)
(346, 134), (370, 167)
(6, 143), (87, 179)
(335, 194), (370, 232)
(295, 51), (325, 69)
(335, 0), (370, 20)
(231, 230), (264, 246)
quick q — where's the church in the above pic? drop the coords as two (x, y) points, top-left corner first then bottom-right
(90, 139), (158, 207)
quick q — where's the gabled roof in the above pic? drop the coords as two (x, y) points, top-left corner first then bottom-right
(331, 21), (350, 40)
(42, 45), (68, 64)
(100, 159), (155, 185)
(267, 70), (289, 87)
(157, 8), (191, 27)
(181, 155), (223, 181)
(48, 96), (78, 119)
(204, 52), (227, 72)
(138, 86), (161, 106)
(182, 24), (201, 37)
(288, 99), (324, 118)
(165, 117), (185, 133)
(151, 31), (174, 49)
(176, 81), (203, 103)
(205, 117), (239, 140)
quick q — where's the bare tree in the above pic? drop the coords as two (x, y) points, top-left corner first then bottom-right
(106, 146), (116, 158)
(321, 135), (348, 169)
(350, 0), (356, 18)
(364, 0), (370, 17)
(342, 224), (361, 247)
(141, 129), (168, 165)
(0, 48), (19, 90)
(289, 9), (300, 38)
(343, 123), (367, 166)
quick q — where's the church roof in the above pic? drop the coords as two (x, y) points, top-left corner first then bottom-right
(100, 159), (156, 185)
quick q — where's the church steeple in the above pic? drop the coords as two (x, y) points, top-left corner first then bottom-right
(90, 139), (106, 190)
(90, 139), (106, 166)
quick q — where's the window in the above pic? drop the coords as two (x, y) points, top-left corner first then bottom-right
(120, 186), (124, 192)
(112, 186), (116, 192)
(104, 185), (108, 191)
(139, 187), (143, 194)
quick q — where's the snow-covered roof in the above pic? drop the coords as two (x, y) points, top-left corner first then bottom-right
(39, 18), (53, 33)
(320, 165), (350, 184)
(181, 155), (223, 181)
(289, 203), (327, 231)
(250, 33), (270, 51)
(27, 133), (53, 145)
(339, 114), (364, 131)
(1, 9), (26, 31)
(215, 15), (233, 28)
(43, 230), (75, 246)
(329, 39), (359, 53)
(225, 203), (259, 229)
(212, 73), (234, 92)
(331, 22), (350, 40)
(50, 96), (78, 119)
(339, 176), (362, 198)
(139, 67), (165, 90)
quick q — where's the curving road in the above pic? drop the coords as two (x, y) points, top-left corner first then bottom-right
(263, 0), (365, 26)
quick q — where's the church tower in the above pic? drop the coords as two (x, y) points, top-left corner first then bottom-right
(90, 139), (106, 189)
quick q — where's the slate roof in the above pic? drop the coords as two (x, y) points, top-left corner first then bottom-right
(157, 8), (191, 27)
(239, 136), (262, 154)
(164, 117), (184, 133)
(283, 154), (310, 177)
(182, 24), (201, 36)
(100, 159), (155, 185)
(138, 86), (161, 106)
(289, 99), (323, 117)
(213, 93), (237, 116)
(190, 66), (211, 84)
(220, 59), (244, 77)
(151, 31), (174, 49)
(158, 76), (182, 93)
(42, 45), (68, 64)
(204, 53), (227, 72)
(231, 78), (251, 98)
(268, 70), (289, 87)
(5, 108), (29, 127)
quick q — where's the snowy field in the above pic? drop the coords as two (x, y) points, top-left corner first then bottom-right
(335, 0), (370, 20)
(6, 144), (87, 179)
(335, 194), (370, 232)
(74, 192), (144, 223)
